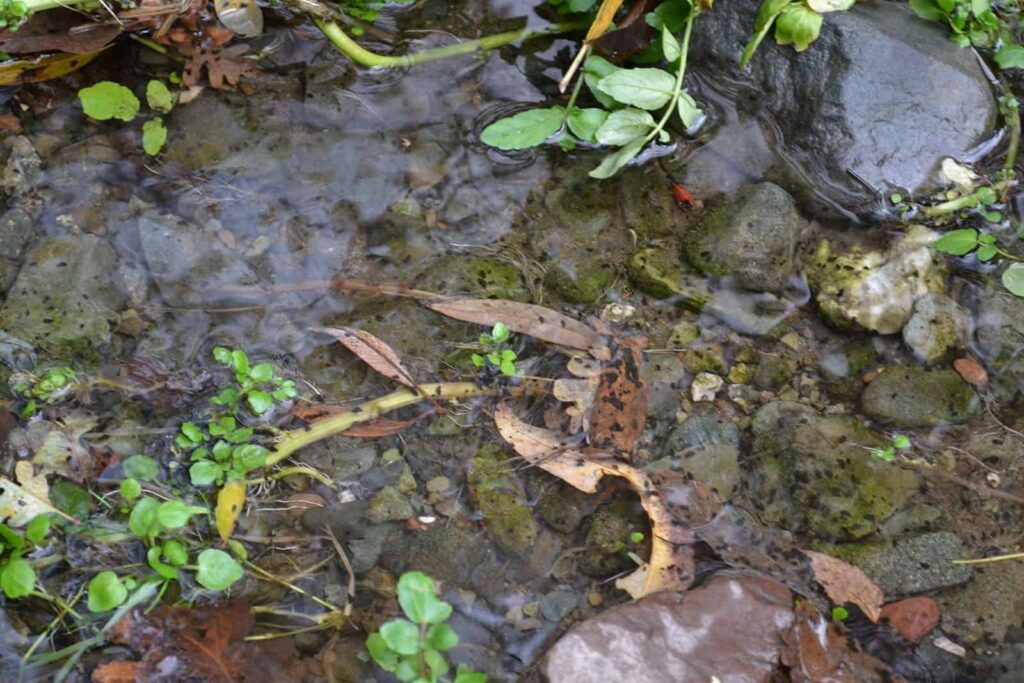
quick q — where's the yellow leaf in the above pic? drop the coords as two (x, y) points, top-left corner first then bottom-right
(585, 0), (625, 41)
(215, 480), (246, 541)
(0, 49), (108, 87)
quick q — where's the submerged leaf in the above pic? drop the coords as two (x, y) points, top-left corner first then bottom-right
(804, 550), (884, 622)
(480, 106), (565, 150)
(317, 326), (419, 389)
(214, 0), (264, 38)
(79, 81), (140, 122)
(215, 479), (246, 541)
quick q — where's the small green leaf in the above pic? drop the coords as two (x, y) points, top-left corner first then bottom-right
(120, 478), (142, 501)
(977, 245), (998, 262)
(976, 186), (997, 205)
(995, 43), (1024, 70)
(24, 515), (50, 544)
(147, 546), (179, 580)
(479, 107), (566, 151)
(596, 68), (676, 110)
(87, 571), (128, 612)
(454, 665), (489, 683)
(181, 422), (204, 444)
(142, 118), (167, 155)
(423, 648), (449, 678)
(51, 480), (90, 519)
(583, 55), (622, 108)
(662, 26), (681, 62)
(831, 606), (849, 621)
(213, 347), (233, 365)
(379, 619), (421, 656)
(397, 571), (453, 625)
(196, 548), (244, 590)
(122, 454), (159, 481)
(908, 0), (945, 22)
(934, 228), (979, 256)
(595, 109), (656, 146)
(471, 354), (484, 367)
(128, 497), (160, 538)
(978, 232), (997, 244)
(500, 359), (516, 376)
(426, 623), (459, 651)
(232, 444), (267, 473)
(677, 92), (703, 129)
(490, 322), (509, 343)
(145, 80), (174, 113)
(892, 435), (911, 450)
(590, 139), (645, 179)
(79, 81), (140, 122)
(890, 193), (903, 204)
(774, 4), (823, 52)
(156, 500), (198, 529)
(247, 390), (273, 415)
(629, 531), (645, 543)
(984, 210), (1003, 223)
(566, 108), (609, 143)
(224, 426), (254, 444)
(1, 557), (36, 599)
(190, 461), (223, 486)
(366, 632), (399, 671)
(1002, 262), (1024, 296)
(231, 349), (250, 375)
(163, 539), (188, 566)
(249, 362), (274, 383)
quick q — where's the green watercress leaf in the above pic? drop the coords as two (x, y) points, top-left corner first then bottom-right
(249, 362), (274, 383)
(247, 390), (273, 415)
(366, 632), (399, 671)
(147, 546), (179, 580)
(196, 548), (244, 590)
(595, 108), (656, 146)
(213, 346), (233, 365)
(977, 244), (998, 262)
(379, 619), (421, 656)
(123, 454), (159, 481)
(162, 539), (188, 566)
(146, 80), (174, 113)
(566, 108), (609, 143)
(397, 571), (453, 625)
(934, 228), (979, 255)
(995, 43), (1024, 70)
(79, 81), (140, 122)
(190, 460), (222, 486)
(454, 666), (489, 683)
(87, 571), (128, 612)
(24, 515), (49, 544)
(596, 68), (675, 110)
(892, 434), (911, 450)
(0, 557), (35, 598)
(589, 139), (645, 179)
(909, 0), (945, 21)
(424, 648), (449, 678)
(426, 623), (459, 651)
(677, 92), (703, 128)
(156, 500), (201, 529)
(142, 118), (167, 156)
(662, 26), (681, 62)
(775, 4), (823, 52)
(128, 497), (160, 538)
(583, 55), (622, 108)
(180, 422), (204, 444)
(479, 106), (566, 150)
(120, 478), (142, 501)
(1002, 262), (1024, 296)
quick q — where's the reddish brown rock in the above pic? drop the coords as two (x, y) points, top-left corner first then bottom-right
(881, 597), (940, 642)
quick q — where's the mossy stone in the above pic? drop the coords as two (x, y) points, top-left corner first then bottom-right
(416, 255), (531, 302)
(578, 501), (648, 578)
(861, 366), (978, 427)
(469, 445), (538, 555)
(626, 248), (708, 308)
(368, 485), (414, 523)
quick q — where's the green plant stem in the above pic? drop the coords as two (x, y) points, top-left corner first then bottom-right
(643, 11), (695, 146)
(245, 560), (340, 612)
(923, 179), (1011, 217)
(248, 465), (336, 488)
(316, 19), (585, 68)
(563, 62), (587, 121)
(267, 382), (494, 467)
(1004, 100), (1020, 174)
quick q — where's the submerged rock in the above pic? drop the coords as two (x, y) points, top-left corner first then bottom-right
(1, 136), (42, 197)
(902, 293), (969, 364)
(861, 366), (978, 427)
(853, 532), (973, 596)
(468, 445), (538, 556)
(679, 182), (800, 291)
(804, 226), (946, 333)
(541, 575), (794, 683)
(749, 401), (919, 540)
(0, 236), (124, 362)
(691, 0), (996, 210)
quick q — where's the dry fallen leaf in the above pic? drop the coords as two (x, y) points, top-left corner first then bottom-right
(589, 336), (648, 451)
(318, 326), (418, 389)
(215, 479), (246, 541)
(180, 43), (259, 89)
(426, 297), (608, 358)
(804, 550), (884, 622)
(0, 461), (72, 526)
(0, 13), (120, 54)
(340, 418), (416, 438)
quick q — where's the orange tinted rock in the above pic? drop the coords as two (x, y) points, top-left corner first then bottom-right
(881, 597), (939, 642)
(953, 357), (988, 386)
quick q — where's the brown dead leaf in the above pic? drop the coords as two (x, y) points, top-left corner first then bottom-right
(0, 113), (22, 133)
(589, 336), (648, 452)
(318, 326), (418, 389)
(494, 402), (715, 598)
(0, 13), (120, 54)
(782, 601), (903, 682)
(804, 550), (884, 622)
(179, 43), (259, 89)
(590, 0), (657, 62)
(426, 297), (608, 358)
(106, 598), (303, 682)
(91, 660), (139, 683)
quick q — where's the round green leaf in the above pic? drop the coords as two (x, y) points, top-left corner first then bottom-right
(162, 539), (188, 566)
(397, 571), (453, 625)
(996, 43), (1024, 70)
(366, 632), (399, 671)
(51, 480), (90, 519)
(1002, 262), (1024, 296)
(213, 346), (233, 364)
(24, 515), (50, 544)
(977, 245), (998, 262)
(128, 497), (160, 538)
(0, 557), (36, 599)
(79, 81), (140, 122)
(196, 548), (244, 590)
(190, 461), (223, 486)
(595, 109), (656, 147)
(246, 390), (273, 415)
(423, 648), (449, 678)
(147, 546), (179, 580)
(480, 106), (566, 151)
(426, 623), (459, 651)
(120, 478), (142, 501)
(123, 454), (159, 481)
(156, 500), (197, 529)
(145, 80), (174, 113)
(249, 362), (274, 383)
(566, 108), (609, 143)
(775, 4), (823, 52)
(934, 228), (979, 256)
(379, 619), (421, 656)
(180, 422), (204, 444)
(233, 444), (267, 473)
(87, 571), (128, 612)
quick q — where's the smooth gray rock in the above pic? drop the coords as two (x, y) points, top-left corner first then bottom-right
(680, 182), (799, 291)
(0, 236), (124, 362)
(902, 293), (969, 363)
(691, 0), (996, 209)
(857, 532), (973, 596)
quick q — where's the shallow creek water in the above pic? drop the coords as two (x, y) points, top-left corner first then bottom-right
(3, 0), (1024, 680)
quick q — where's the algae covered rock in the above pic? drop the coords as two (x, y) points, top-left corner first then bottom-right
(578, 501), (648, 577)
(679, 182), (800, 291)
(749, 401), (919, 541)
(902, 293), (968, 363)
(804, 226), (946, 333)
(468, 444), (538, 555)
(861, 366), (977, 427)
(0, 236), (124, 362)
(416, 254), (531, 302)
(625, 248), (709, 307)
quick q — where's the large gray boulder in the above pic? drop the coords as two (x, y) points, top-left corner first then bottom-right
(691, 0), (996, 209)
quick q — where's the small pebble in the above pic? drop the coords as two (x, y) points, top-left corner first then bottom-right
(953, 357), (988, 386)
(691, 372), (723, 402)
